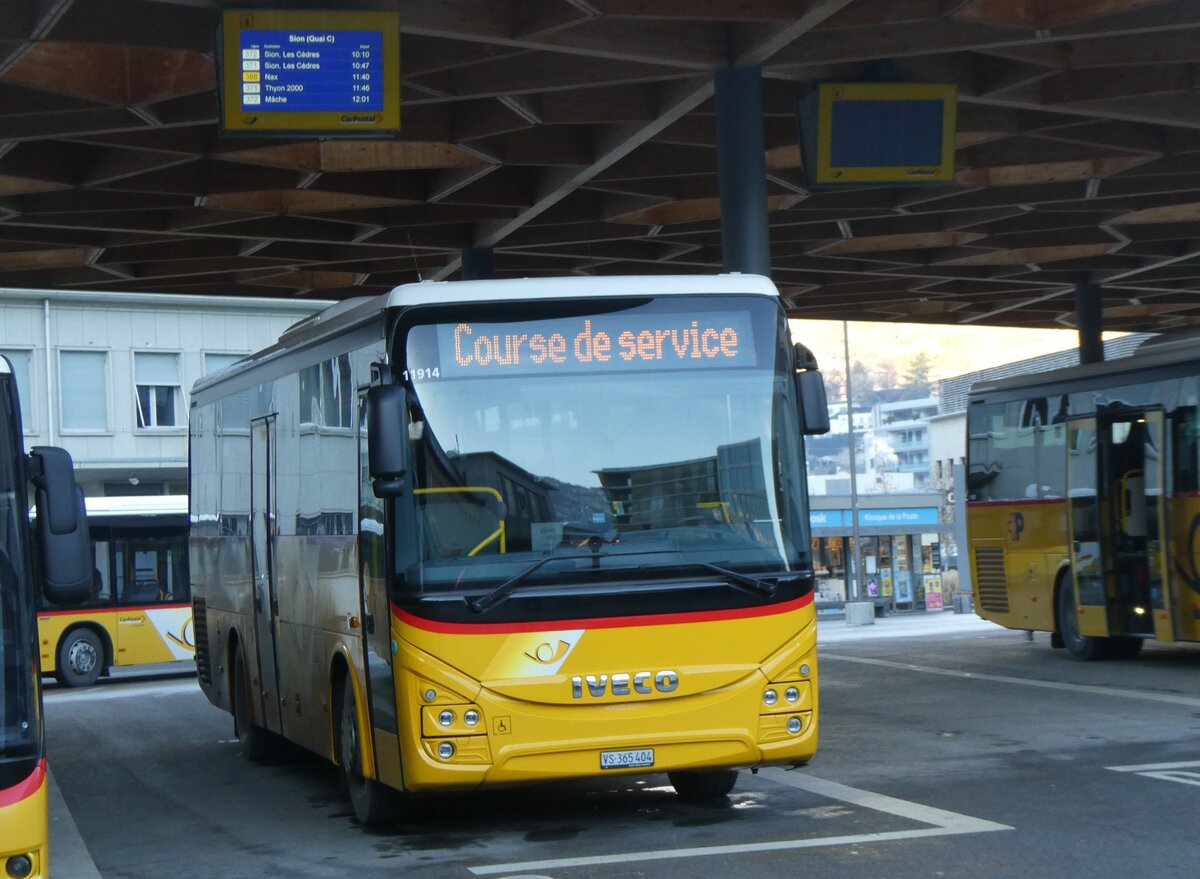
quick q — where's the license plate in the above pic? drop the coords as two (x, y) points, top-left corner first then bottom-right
(600, 748), (655, 770)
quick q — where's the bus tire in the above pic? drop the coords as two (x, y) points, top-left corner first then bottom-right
(1056, 582), (1110, 661)
(668, 769), (738, 802)
(231, 643), (273, 763)
(55, 628), (104, 688)
(337, 680), (404, 826)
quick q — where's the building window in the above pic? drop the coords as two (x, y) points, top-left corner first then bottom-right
(204, 352), (243, 376)
(0, 349), (33, 431)
(134, 352), (182, 429)
(59, 350), (109, 432)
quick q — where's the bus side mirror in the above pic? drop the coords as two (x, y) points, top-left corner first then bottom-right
(28, 445), (91, 605)
(366, 385), (409, 498)
(793, 344), (830, 436)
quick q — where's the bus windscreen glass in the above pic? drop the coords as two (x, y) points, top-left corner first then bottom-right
(398, 295), (809, 591)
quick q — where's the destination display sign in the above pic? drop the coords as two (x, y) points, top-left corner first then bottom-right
(411, 312), (759, 379)
(219, 10), (400, 135)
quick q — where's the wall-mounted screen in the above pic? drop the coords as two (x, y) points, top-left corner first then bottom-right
(798, 83), (956, 185)
(219, 9), (400, 135)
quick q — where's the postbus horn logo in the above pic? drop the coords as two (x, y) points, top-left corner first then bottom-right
(526, 640), (570, 664)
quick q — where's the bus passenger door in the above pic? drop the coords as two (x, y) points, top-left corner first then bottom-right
(251, 415), (284, 735)
(357, 393), (403, 789)
(1066, 418), (1110, 638)
(1134, 411), (1173, 641)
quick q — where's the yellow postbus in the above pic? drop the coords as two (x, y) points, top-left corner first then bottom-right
(189, 274), (830, 824)
(38, 495), (191, 688)
(967, 335), (1200, 659)
(2, 355), (91, 878)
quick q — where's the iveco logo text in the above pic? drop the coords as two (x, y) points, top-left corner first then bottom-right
(571, 671), (679, 699)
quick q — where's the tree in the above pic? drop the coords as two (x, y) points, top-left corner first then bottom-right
(902, 352), (933, 395)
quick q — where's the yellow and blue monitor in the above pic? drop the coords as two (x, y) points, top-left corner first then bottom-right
(798, 83), (957, 185)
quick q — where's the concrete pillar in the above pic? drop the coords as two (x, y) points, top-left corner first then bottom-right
(1075, 282), (1103, 365)
(714, 65), (771, 277)
(461, 247), (494, 281)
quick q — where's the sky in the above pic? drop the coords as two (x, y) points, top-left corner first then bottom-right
(789, 319), (1112, 386)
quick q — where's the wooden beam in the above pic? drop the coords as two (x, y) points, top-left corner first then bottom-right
(202, 190), (414, 215)
(217, 141), (492, 173)
(0, 40), (213, 105)
(937, 242), (1118, 265)
(609, 194), (802, 225)
(956, 156), (1155, 186)
(954, 0), (1171, 29)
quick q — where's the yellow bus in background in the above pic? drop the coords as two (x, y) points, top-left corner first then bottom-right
(2, 355), (91, 878)
(189, 275), (830, 824)
(39, 495), (191, 687)
(967, 336), (1200, 659)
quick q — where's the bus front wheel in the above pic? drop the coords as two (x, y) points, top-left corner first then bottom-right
(231, 644), (273, 762)
(337, 680), (404, 826)
(668, 769), (739, 802)
(1056, 583), (1110, 661)
(55, 628), (104, 688)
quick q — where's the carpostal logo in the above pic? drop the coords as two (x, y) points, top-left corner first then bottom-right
(340, 113), (383, 125)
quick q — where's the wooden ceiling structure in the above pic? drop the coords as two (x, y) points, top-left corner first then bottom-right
(3, 0), (1200, 332)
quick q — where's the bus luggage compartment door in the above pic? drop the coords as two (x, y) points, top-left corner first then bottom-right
(251, 415), (284, 734)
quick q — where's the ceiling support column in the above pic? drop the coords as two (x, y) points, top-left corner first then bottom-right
(1075, 282), (1103, 365)
(461, 247), (494, 281)
(715, 65), (771, 277)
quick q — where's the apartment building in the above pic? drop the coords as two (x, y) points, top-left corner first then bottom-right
(0, 288), (326, 497)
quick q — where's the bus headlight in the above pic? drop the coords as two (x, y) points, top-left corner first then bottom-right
(438, 710), (455, 727)
(763, 688), (778, 706)
(437, 741), (456, 760)
(5, 855), (33, 879)
(785, 687), (800, 703)
(464, 709), (480, 726)
(787, 716), (803, 735)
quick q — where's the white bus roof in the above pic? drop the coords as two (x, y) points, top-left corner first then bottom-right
(278, 273), (779, 346)
(193, 273), (779, 396)
(85, 495), (188, 517)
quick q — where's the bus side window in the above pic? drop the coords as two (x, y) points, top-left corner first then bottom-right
(1172, 406), (1198, 493)
(90, 539), (111, 606)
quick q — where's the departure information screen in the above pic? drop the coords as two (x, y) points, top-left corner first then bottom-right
(238, 30), (383, 112)
(219, 10), (400, 135)
(409, 310), (760, 379)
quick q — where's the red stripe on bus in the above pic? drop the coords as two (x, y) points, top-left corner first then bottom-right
(392, 592), (814, 635)
(38, 602), (190, 618)
(0, 759), (45, 808)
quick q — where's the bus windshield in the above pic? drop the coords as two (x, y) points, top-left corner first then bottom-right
(395, 295), (810, 592)
(1, 373), (38, 771)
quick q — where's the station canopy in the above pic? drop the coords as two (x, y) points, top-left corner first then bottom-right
(3, 0), (1200, 333)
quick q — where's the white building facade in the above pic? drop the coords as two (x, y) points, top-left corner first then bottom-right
(0, 288), (326, 497)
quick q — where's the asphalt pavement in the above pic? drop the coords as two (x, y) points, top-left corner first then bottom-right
(44, 609), (1000, 878)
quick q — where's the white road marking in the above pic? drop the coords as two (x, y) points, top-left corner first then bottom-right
(821, 653), (1200, 708)
(466, 769), (1011, 875)
(1107, 760), (1200, 787)
(43, 678), (198, 704)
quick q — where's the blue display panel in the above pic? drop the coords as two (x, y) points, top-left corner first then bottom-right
(219, 10), (400, 135)
(239, 29), (383, 112)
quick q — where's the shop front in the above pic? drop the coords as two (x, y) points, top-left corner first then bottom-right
(809, 494), (950, 615)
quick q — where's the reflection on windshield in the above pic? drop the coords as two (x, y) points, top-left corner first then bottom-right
(399, 302), (807, 590)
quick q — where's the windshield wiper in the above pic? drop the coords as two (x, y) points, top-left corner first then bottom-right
(465, 548), (598, 614)
(466, 553), (782, 614)
(642, 561), (780, 597)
